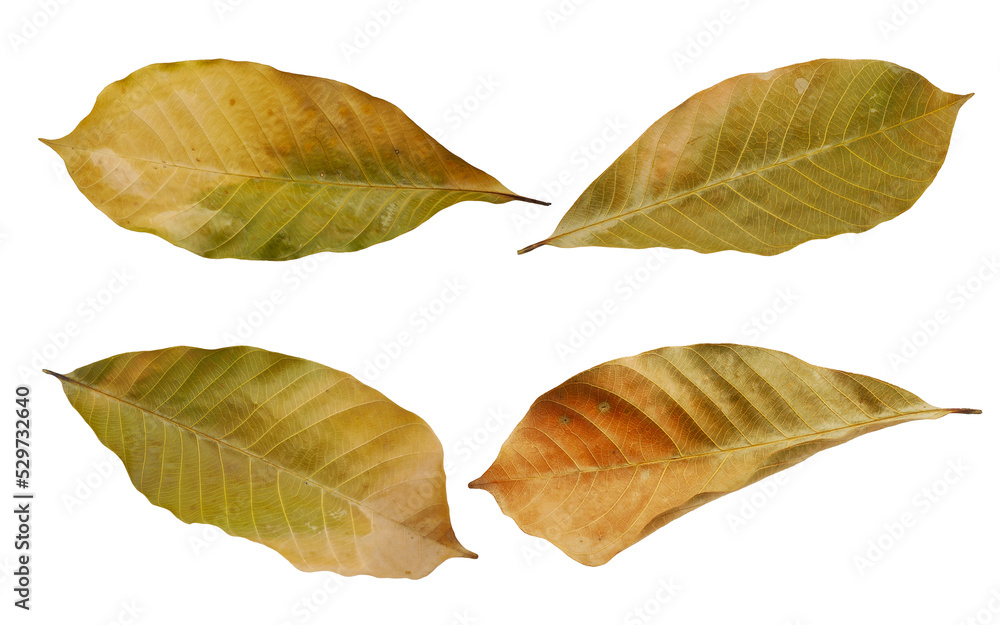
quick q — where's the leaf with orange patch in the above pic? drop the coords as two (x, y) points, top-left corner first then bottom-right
(470, 344), (981, 566)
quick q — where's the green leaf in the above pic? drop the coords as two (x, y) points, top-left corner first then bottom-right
(47, 346), (475, 579)
(43, 59), (545, 260)
(520, 59), (970, 256)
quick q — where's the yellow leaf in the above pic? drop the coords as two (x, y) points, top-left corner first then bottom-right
(470, 344), (980, 566)
(43, 59), (545, 260)
(47, 346), (475, 579)
(520, 59), (970, 255)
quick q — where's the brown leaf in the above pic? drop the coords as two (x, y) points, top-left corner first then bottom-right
(470, 344), (980, 566)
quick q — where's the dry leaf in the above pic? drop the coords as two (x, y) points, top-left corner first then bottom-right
(520, 59), (970, 255)
(47, 346), (475, 579)
(470, 344), (980, 566)
(43, 59), (545, 260)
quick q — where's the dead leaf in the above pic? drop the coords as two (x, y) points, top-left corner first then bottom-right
(471, 344), (980, 566)
(43, 59), (545, 260)
(47, 345), (475, 578)
(520, 59), (970, 256)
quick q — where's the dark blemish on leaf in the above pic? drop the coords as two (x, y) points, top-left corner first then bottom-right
(558, 415), (571, 425)
(598, 401), (611, 413)
(394, 149), (400, 155)
(257, 229), (296, 258)
(229, 98), (236, 106)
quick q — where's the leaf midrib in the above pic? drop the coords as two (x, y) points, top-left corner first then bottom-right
(544, 96), (967, 245)
(476, 407), (953, 485)
(52, 371), (465, 555)
(44, 140), (538, 205)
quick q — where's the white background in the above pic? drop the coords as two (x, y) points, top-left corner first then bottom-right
(2, 0), (998, 623)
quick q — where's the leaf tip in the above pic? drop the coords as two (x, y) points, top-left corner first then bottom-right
(42, 369), (70, 383)
(457, 546), (479, 560)
(955, 92), (975, 107)
(517, 196), (551, 207)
